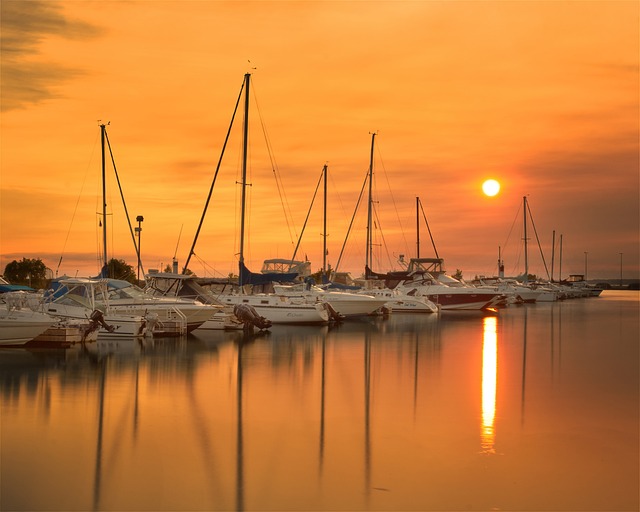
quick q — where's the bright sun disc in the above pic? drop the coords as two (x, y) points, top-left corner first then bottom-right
(482, 179), (500, 197)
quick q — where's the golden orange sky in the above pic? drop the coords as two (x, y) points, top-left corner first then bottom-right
(1, 0), (638, 281)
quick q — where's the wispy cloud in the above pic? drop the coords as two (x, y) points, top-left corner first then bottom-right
(0, 0), (103, 111)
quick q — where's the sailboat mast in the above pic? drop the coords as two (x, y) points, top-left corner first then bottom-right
(100, 123), (108, 273)
(322, 164), (328, 278)
(559, 234), (563, 281)
(416, 197), (420, 258)
(523, 196), (528, 283)
(239, 73), (251, 286)
(366, 133), (376, 270)
(551, 230), (556, 282)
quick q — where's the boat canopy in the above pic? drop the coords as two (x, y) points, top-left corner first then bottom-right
(261, 258), (311, 277)
(240, 262), (298, 285)
(0, 283), (35, 293)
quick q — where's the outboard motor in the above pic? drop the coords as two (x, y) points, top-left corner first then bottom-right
(233, 303), (272, 331)
(89, 309), (115, 334)
(324, 302), (344, 323)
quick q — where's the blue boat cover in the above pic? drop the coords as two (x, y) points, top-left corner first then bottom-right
(239, 262), (298, 286)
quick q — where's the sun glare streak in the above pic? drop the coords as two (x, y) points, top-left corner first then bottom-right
(481, 316), (498, 454)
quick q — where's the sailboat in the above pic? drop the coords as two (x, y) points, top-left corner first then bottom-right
(275, 164), (389, 317)
(514, 196), (559, 302)
(90, 123), (219, 334)
(359, 135), (499, 311)
(191, 73), (329, 325)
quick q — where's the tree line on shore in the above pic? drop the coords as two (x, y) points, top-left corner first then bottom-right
(2, 257), (138, 289)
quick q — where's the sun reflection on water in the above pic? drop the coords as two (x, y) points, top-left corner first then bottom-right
(481, 316), (497, 454)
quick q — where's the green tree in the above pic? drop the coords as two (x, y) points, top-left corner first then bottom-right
(3, 258), (48, 288)
(105, 258), (137, 283)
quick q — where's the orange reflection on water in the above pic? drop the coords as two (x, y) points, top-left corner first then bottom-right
(481, 316), (497, 454)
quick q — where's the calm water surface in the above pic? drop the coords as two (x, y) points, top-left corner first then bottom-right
(2, 291), (638, 511)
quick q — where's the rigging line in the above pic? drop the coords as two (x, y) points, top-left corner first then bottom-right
(502, 201), (522, 254)
(372, 204), (395, 271)
(57, 129), (100, 276)
(183, 76), (245, 274)
(291, 167), (323, 263)
(418, 199), (440, 259)
(192, 252), (227, 278)
(526, 200), (551, 280)
(253, 82), (298, 247)
(327, 165), (349, 220)
(104, 129), (145, 277)
(335, 170), (369, 273)
(376, 141), (411, 258)
(173, 224), (184, 260)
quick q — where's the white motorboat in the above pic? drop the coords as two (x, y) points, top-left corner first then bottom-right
(0, 307), (57, 346)
(373, 260), (502, 311)
(104, 278), (218, 334)
(471, 277), (542, 304)
(144, 272), (242, 331)
(217, 291), (330, 325)
(272, 283), (388, 317)
(356, 286), (439, 313)
(43, 278), (147, 338)
(561, 275), (603, 298)
(395, 276), (502, 310)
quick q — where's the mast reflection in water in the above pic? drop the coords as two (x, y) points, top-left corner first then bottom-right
(481, 316), (497, 454)
(1, 291), (638, 512)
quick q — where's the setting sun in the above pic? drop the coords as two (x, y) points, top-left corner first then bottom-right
(482, 179), (501, 197)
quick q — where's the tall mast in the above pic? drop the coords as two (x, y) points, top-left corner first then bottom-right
(551, 230), (556, 282)
(365, 133), (376, 270)
(416, 197), (420, 258)
(100, 123), (108, 274)
(239, 73), (250, 287)
(322, 164), (328, 278)
(559, 234), (563, 282)
(523, 196), (529, 283)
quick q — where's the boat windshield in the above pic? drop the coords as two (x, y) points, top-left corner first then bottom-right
(437, 274), (465, 287)
(107, 281), (147, 300)
(52, 285), (94, 309)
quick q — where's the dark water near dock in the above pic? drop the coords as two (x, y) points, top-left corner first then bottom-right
(2, 291), (638, 511)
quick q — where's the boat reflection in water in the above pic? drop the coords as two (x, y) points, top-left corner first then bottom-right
(481, 316), (497, 454)
(1, 291), (638, 511)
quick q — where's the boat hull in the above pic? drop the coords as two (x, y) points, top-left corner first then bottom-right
(44, 304), (146, 338)
(108, 302), (215, 333)
(219, 295), (329, 324)
(425, 292), (499, 310)
(0, 310), (56, 345)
